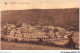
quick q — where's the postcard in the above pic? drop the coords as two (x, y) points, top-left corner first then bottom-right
(0, 0), (79, 50)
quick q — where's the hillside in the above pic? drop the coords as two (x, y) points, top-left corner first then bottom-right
(1, 8), (79, 31)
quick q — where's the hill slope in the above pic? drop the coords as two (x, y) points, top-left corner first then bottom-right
(1, 8), (79, 31)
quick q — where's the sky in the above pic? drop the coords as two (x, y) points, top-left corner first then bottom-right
(1, 0), (79, 11)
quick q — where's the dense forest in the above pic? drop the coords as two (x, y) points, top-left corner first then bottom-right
(1, 8), (79, 31)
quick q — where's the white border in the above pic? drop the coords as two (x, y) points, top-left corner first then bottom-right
(79, 0), (80, 50)
(0, 50), (80, 53)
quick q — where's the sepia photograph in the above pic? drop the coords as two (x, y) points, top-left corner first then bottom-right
(1, 0), (79, 50)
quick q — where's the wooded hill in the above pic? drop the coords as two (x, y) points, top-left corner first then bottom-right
(1, 8), (79, 31)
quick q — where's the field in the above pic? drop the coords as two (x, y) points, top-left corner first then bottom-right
(1, 41), (76, 50)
